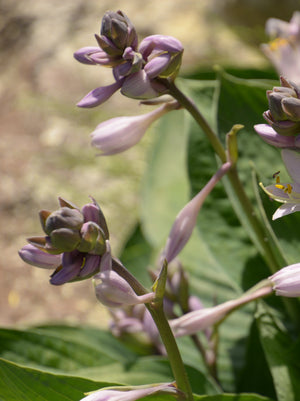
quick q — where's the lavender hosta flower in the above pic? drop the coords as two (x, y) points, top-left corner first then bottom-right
(74, 11), (183, 106)
(269, 263), (300, 297)
(80, 383), (182, 401)
(260, 149), (300, 220)
(94, 241), (155, 307)
(162, 162), (231, 263)
(19, 197), (109, 285)
(262, 12), (300, 85)
(170, 286), (273, 337)
(91, 101), (178, 155)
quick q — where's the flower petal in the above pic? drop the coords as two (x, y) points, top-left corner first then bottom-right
(77, 81), (123, 108)
(19, 244), (62, 269)
(272, 202), (300, 219)
(281, 149), (300, 183)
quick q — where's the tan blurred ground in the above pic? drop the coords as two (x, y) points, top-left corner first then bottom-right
(0, 0), (296, 327)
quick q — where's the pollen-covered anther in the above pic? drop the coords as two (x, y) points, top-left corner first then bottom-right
(275, 183), (293, 194)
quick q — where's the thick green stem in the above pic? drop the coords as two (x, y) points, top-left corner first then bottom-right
(148, 303), (194, 401)
(168, 81), (280, 273)
(112, 259), (194, 400)
(167, 81), (300, 327)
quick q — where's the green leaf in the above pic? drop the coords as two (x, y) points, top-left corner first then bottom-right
(256, 302), (300, 401)
(193, 394), (274, 401)
(0, 357), (112, 401)
(140, 77), (257, 391)
(0, 326), (137, 373)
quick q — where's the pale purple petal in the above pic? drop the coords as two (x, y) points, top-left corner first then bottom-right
(273, 203), (300, 220)
(77, 81), (122, 108)
(80, 384), (179, 401)
(91, 104), (170, 155)
(121, 70), (161, 99)
(139, 35), (183, 58)
(281, 149), (300, 183)
(50, 250), (83, 285)
(19, 244), (62, 269)
(144, 54), (171, 79)
(73, 47), (101, 65)
(254, 124), (296, 148)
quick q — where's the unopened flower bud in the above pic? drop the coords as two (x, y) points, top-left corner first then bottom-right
(269, 263), (300, 297)
(94, 241), (155, 307)
(99, 10), (138, 55)
(263, 78), (300, 136)
(43, 207), (84, 235)
(91, 102), (177, 155)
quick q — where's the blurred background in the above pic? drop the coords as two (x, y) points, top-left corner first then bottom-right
(0, 0), (298, 327)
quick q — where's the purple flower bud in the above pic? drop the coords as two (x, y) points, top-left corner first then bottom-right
(81, 198), (109, 239)
(254, 124), (298, 148)
(80, 383), (181, 401)
(269, 263), (300, 297)
(91, 103), (174, 155)
(163, 162), (231, 263)
(94, 241), (155, 307)
(73, 47), (103, 65)
(121, 70), (166, 99)
(170, 286), (273, 337)
(18, 244), (62, 269)
(77, 80), (123, 108)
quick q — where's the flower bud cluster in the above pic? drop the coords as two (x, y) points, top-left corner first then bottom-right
(255, 77), (300, 148)
(74, 10), (183, 107)
(19, 197), (109, 285)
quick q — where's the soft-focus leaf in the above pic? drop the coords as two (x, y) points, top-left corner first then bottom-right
(0, 326), (136, 373)
(193, 394), (274, 401)
(0, 357), (112, 401)
(256, 302), (300, 401)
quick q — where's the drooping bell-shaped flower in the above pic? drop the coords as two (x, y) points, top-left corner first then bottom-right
(91, 101), (178, 155)
(94, 241), (155, 307)
(19, 197), (109, 285)
(260, 149), (300, 219)
(162, 162), (231, 263)
(80, 382), (182, 401)
(261, 12), (300, 85)
(269, 263), (300, 297)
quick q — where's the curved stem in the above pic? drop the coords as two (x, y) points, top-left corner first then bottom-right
(168, 81), (280, 273)
(148, 302), (194, 401)
(112, 258), (194, 400)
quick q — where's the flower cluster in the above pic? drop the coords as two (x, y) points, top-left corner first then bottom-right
(254, 77), (300, 148)
(74, 10), (183, 107)
(19, 197), (109, 285)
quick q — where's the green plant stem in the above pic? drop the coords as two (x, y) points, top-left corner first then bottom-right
(148, 302), (194, 401)
(167, 81), (280, 273)
(167, 81), (300, 328)
(112, 259), (194, 401)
